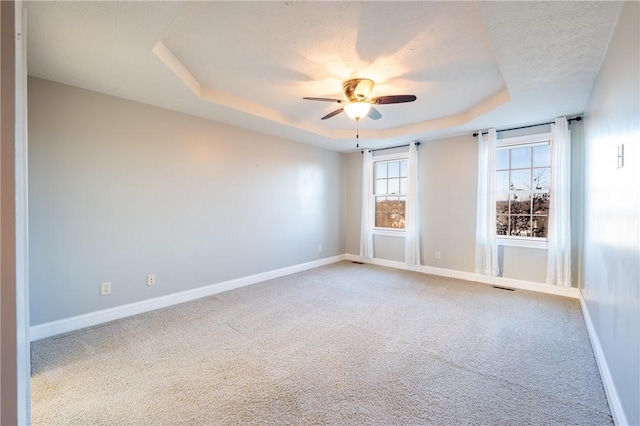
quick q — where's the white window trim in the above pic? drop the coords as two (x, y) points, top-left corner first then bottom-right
(497, 236), (548, 249)
(373, 228), (406, 237)
(372, 151), (408, 235)
(497, 132), (551, 147)
(373, 151), (408, 162)
(496, 132), (551, 250)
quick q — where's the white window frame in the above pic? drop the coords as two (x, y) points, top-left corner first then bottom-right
(372, 152), (408, 237)
(496, 133), (551, 250)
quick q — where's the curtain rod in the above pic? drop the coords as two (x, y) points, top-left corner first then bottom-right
(361, 141), (421, 153)
(472, 116), (582, 137)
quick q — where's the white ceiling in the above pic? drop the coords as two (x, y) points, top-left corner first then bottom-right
(25, 1), (623, 152)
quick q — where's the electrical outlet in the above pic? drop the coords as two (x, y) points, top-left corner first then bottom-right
(318, 245), (322, 252)
(100, 282), (111, 296)
(435, 251), (441, 259)
(147, 274), (156, 286)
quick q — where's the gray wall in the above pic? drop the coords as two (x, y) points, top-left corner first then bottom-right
(581, 1), (639, 424)
(344, 131), (588, 284)
(345, 151), (362, 257)
(28, 77), (345, 326)
(421, 135), (478, 272)
(346, 136), (479, 272)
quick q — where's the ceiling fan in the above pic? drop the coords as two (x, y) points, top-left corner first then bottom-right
(303, 78), (417, 121)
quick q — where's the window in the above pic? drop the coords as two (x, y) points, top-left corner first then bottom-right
(374, 157), (408, 231)
(496, 134), (551, 242)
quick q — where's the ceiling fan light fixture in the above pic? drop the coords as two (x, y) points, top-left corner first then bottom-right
(344, 101), (371, 120)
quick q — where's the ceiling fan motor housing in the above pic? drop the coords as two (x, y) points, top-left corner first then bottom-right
(343, 78), (374, 101)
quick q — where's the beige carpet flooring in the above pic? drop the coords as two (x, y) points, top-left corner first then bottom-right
(31, 261), (612, 425)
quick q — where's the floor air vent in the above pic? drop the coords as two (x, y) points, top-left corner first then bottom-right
(492, 285), (515, 291)
(352, 261), (364, 264)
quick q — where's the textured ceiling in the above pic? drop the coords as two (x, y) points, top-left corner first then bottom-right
(25, 1), (623, 152)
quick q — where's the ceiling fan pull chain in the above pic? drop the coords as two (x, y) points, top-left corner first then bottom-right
(356, 120), (359, 148)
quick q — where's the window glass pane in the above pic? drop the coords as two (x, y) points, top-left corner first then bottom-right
(496, 193), (509, 215)
(510, 169), (531, 191)
(388, 178), (400, 194)
(375, 196), (388, 228)
(400, 160), (408, 177)
(511, 147), (531, 169)
(375, 196), (407, 229)
(493, 138), (551, 241)
(388, 161), (400, 178)
(532, 215), (548, 238)
(496, 149), (509, 170)
(532, 168), (550, 190)
(533, 144), (550, 168)
(532, 193), (549, 215)
(496, 170), (509, 193)
(373, 159), (408, 229)
(391, 197), (406, 229)
(510, 193), (531, 215)
(496, 215), (508, 236)
(510, 215), (532, 236)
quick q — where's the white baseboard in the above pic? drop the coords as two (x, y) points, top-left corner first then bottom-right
(31, 252), (624, 424)
(30, 255), (346, 341)
(345, 254), (579, 299)
(579, 293), (628, 426)
(30, 253), (579, 341)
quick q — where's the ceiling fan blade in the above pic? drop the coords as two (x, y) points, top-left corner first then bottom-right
(303, 97), (342, 103)
(367, 106), (382, 120)
(321, 108), (344, 120)
(373, 95), (417, 105)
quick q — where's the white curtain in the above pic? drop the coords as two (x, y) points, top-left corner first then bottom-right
(546, 117), (572, 286)
(475, 128), (500, 276)
(405, 142), (421, 265)
(359, 150), (374, 258)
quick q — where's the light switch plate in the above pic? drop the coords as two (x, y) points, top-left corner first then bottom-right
(617, 144), (624, 168)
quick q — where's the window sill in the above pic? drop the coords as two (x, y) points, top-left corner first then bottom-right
(497, 237), (547, 250)
(373, 229), (406, 238)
